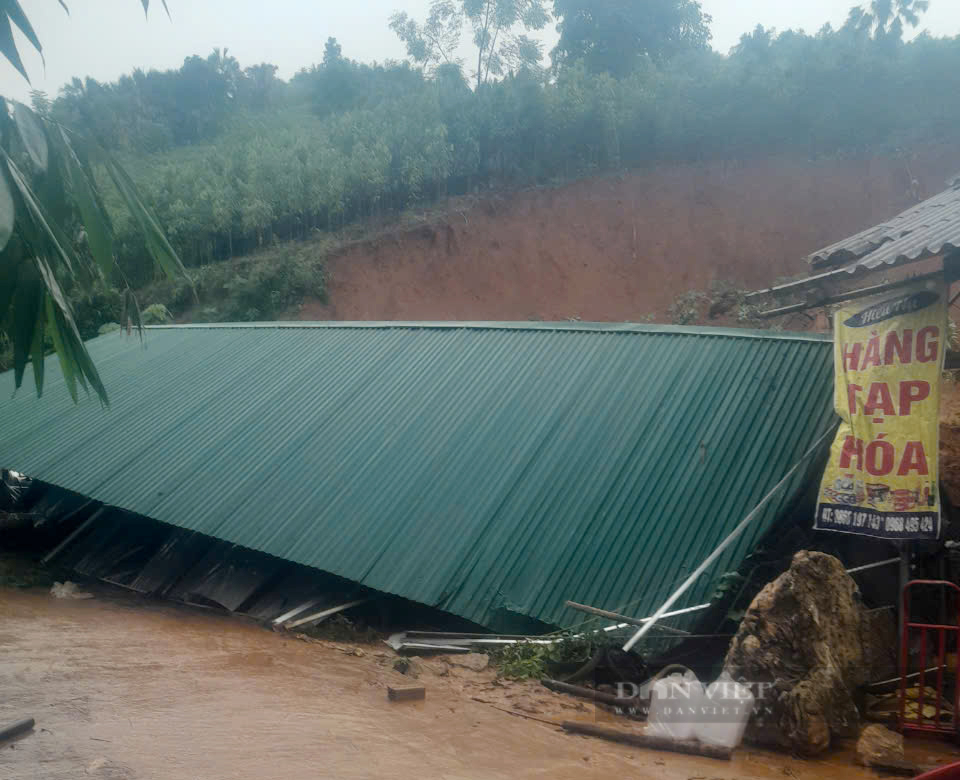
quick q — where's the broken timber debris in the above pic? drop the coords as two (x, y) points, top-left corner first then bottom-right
(388, 685), (426, 702)
(0, 718), (35, 743)
(541, 679), (640, 709)
(561, 721), (732, 760)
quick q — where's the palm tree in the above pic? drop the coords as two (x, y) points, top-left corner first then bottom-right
(847, 0), (930, 40)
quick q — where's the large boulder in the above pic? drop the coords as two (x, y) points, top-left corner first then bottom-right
(723, 550), (892, 756)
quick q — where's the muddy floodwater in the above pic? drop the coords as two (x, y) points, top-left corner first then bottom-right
(0, 586), (958, 779)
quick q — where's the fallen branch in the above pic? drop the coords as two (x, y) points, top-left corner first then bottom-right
(542, 678), (639, 708)
(0, 718), (35, 743)
(561, 721), (731, 761)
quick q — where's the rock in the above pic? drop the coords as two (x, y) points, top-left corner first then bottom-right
(860, 609), (898, 683)
(723, 551), (876, 756)
(393, 657), (422, 678)
(50, 581), (94, 600)
(855, 725), (904, 767)
(445, 652), (490, 672)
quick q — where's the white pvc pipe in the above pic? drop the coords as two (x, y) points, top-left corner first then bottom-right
(846, 557), (900, 574)
(622, 425), (837, 653)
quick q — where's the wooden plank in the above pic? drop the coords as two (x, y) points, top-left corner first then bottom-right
(542, 679), (639, 707)
(42, 510), (102, 564)
(0, 718), (34, 742)
(283, 598), (368, 629)
(388, 686), (426, 702)
(272, 598), (326, 626)
(753, 268), (949, 317)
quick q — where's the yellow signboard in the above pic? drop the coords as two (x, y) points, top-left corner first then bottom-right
(815, 276), (947, 540)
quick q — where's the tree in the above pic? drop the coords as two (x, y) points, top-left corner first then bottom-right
(0, 0), (186, 403)
(323, 37), (343, 66)
(242, 63), (280, 110)
(551, 0), (712, 77)
(845, 0), (930, 41)
(390, 1), (464, 72)
(391, 0), (551, 89)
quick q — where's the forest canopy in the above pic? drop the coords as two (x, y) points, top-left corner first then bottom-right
(19, 1), (960, 288)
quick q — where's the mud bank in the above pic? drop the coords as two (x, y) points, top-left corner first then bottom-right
(0, 586), (957, 779)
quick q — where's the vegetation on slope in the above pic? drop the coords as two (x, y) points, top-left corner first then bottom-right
(1, 0), (954, 371)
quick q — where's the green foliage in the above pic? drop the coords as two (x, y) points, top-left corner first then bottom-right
(668, 290), (705, 325)
(392, 0), (551, 88)
(140, 239), (326, 325)
(141, 303), (172, 324)
(46, 18), (958, 287)
(552, 0), (712, 76)
(69, 282), (124, 340)
(98, 322), (121, 335)
(0, 331), (11, 372)
(847, 0), (929, 42)
(3, 0), (953, 370)
(0, 0), (186, 404)
(488, 633), (599, 679)
(490, 641), (549, 679)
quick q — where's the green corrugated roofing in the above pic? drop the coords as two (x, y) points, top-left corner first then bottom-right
(0, 322), (836, 631)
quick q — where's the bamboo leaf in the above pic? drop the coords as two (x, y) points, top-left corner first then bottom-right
(56, 127), (114, 276)
(32, 253), (74, 332)
(4, 1), (43, 60)
(0, 12), (28, 82)
(0, 244), (19, 319)
(35, 254), (108, 404)
(13, 102), (49, 172)
(4, 153), (77, 273)
(44, 293), (77, 402)
(104, 155), (186, 281)
(122, 287), (143, 338)
(0, 166), (13, 252)
(11, 271), (42, 391)
(29, 293), (44, 395)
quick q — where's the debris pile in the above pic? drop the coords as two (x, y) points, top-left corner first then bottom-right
(724, 550), (894, 755)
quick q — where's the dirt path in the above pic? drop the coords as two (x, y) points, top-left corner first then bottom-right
(0, 586), (955, 779)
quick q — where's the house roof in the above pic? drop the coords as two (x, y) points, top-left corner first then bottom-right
(0, 322), (835, 631)
(808, 178), (960, 273)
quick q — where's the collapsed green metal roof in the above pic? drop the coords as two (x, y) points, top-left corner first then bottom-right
(0, 322), (835, 631)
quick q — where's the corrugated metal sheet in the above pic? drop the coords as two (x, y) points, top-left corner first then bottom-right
(809, 180), (960, 271)
(0, 322), (835, 631)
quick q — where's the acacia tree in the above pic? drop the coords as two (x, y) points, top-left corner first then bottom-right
(391, 0), (551, 89)
(390, 1), (464, 72)
(0, 0), (187, 403)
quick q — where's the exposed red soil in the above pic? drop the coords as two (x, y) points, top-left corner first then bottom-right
(301, 148), (960, 323)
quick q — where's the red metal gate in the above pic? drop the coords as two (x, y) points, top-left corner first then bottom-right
(900, 580), (960, 736)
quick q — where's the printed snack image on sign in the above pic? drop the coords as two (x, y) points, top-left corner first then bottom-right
(815, 277), (947, 541)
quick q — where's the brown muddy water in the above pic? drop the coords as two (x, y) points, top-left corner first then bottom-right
(0, 585), (957, 779)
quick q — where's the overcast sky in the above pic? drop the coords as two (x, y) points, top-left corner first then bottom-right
(1, 0), (959, 103)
